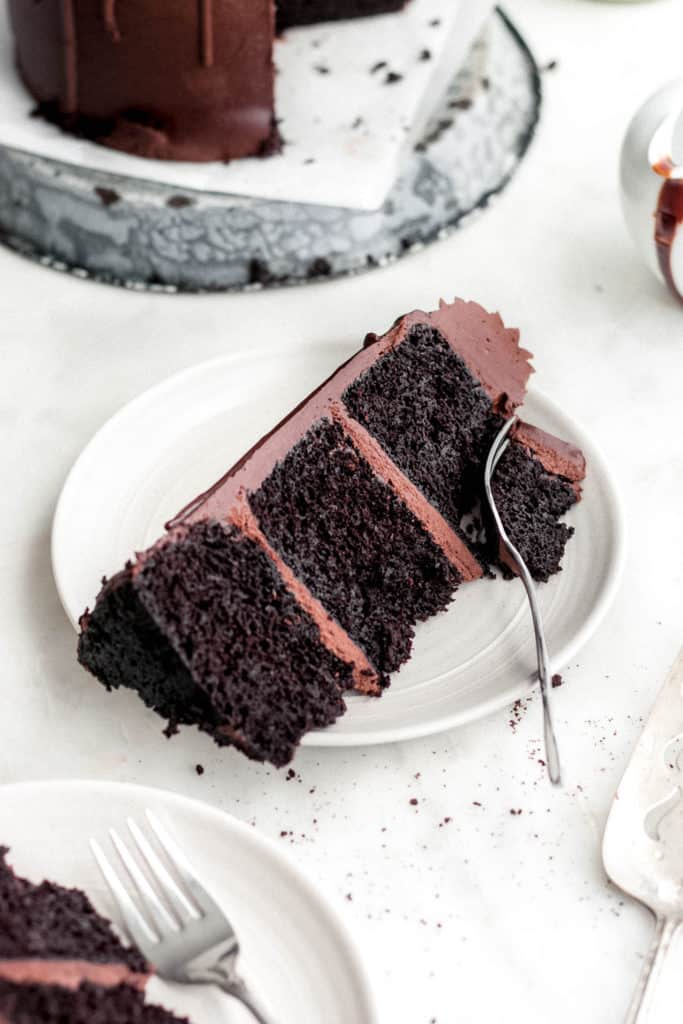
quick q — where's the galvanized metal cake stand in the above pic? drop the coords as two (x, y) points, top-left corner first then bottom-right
(0, 8), (540, 293)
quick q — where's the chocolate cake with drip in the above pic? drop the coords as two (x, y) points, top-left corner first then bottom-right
(7, 0), (413, 163)
(0, 981), (187, 1024)
(77, 299), (586, 766)
(0, 848), (148, 992)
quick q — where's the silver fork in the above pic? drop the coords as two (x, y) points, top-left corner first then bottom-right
(484, 415), (562, 786)
(90, 811), (274, 1024)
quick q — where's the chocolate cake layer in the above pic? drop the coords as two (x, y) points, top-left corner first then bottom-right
(0, 981), (187, 1024)
(250, 418), (461, 673)
(78, 520), (356, 766)
(8, 0), (276, 162)
(0, 850), (148, 992)
(343, 321), (503, 536)
(277, 0), (406, 30)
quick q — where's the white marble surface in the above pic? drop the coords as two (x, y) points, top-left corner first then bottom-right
(2, 1), (683, 1021)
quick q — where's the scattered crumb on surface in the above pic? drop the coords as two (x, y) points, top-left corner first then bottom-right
(94, 187), (121, 207)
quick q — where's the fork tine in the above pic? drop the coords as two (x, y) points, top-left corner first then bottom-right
(127, 818), (199, 923)
(110, 828), (180, 937)
(146, 811), (224, 920)
(90, 838), (159, 948)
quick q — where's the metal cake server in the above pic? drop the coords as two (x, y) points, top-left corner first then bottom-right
(603, 646), (683, 1023)
(484, 416), (562, 786)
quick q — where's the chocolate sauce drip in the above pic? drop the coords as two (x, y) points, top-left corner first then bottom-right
(655, 178), (683, 303)
(60, 0), (78, 113)
(103, 0), (121, 42)
(199, 0), (214, 68)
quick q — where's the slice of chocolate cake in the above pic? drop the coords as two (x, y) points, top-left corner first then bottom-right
(0, 849), (148, 992)
(78, 299), (586, 765)
(0, 981), (187, 1024)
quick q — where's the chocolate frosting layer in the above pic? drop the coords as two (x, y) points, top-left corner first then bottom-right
(513, 421), (586, 485)
(170, 299), (530, 531)
(0, 960), (148, 992)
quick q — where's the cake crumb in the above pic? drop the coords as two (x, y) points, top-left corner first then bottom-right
(419, 49), (431, 61)
(552, 674), (563, 688)
(385, 71), (403, 85)
(370, 60), (387, 73)
(409, 798), (419, 806)
(166, 194), (194, 209)
(195, 764), (204, 776)
(94, 187), (121, 207)
(510, 809), (523, 816)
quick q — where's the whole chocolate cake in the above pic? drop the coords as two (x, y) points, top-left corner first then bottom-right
(77, 299), (586, 766)
(7, 0), (410, 163)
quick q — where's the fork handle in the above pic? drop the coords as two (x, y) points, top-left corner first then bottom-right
(625, 916), (678, 1023)
(217, 976), (275, 1024)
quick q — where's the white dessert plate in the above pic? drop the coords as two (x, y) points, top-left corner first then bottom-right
(52, 345), (624, 748)
(0, 779), (377, 1024)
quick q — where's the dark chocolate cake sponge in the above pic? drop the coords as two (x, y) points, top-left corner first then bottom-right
(0, 849), (148, 990)
(0, 981), (187, 1024)
(79, 520), (354, 767)
(250, 418), (461, 673)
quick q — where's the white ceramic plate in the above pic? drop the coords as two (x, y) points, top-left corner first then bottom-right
(52, 346), (624, 747)
(0, 779), (377, 1024)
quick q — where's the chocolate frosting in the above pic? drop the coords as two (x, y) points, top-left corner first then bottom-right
(0, 960), (148, 992)
(513, 421), (586, 485)
(170, 299), (531, 530)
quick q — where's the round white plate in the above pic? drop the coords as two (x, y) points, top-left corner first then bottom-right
(0, 779), (377, 1024)
(52, 346), (624, 747)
